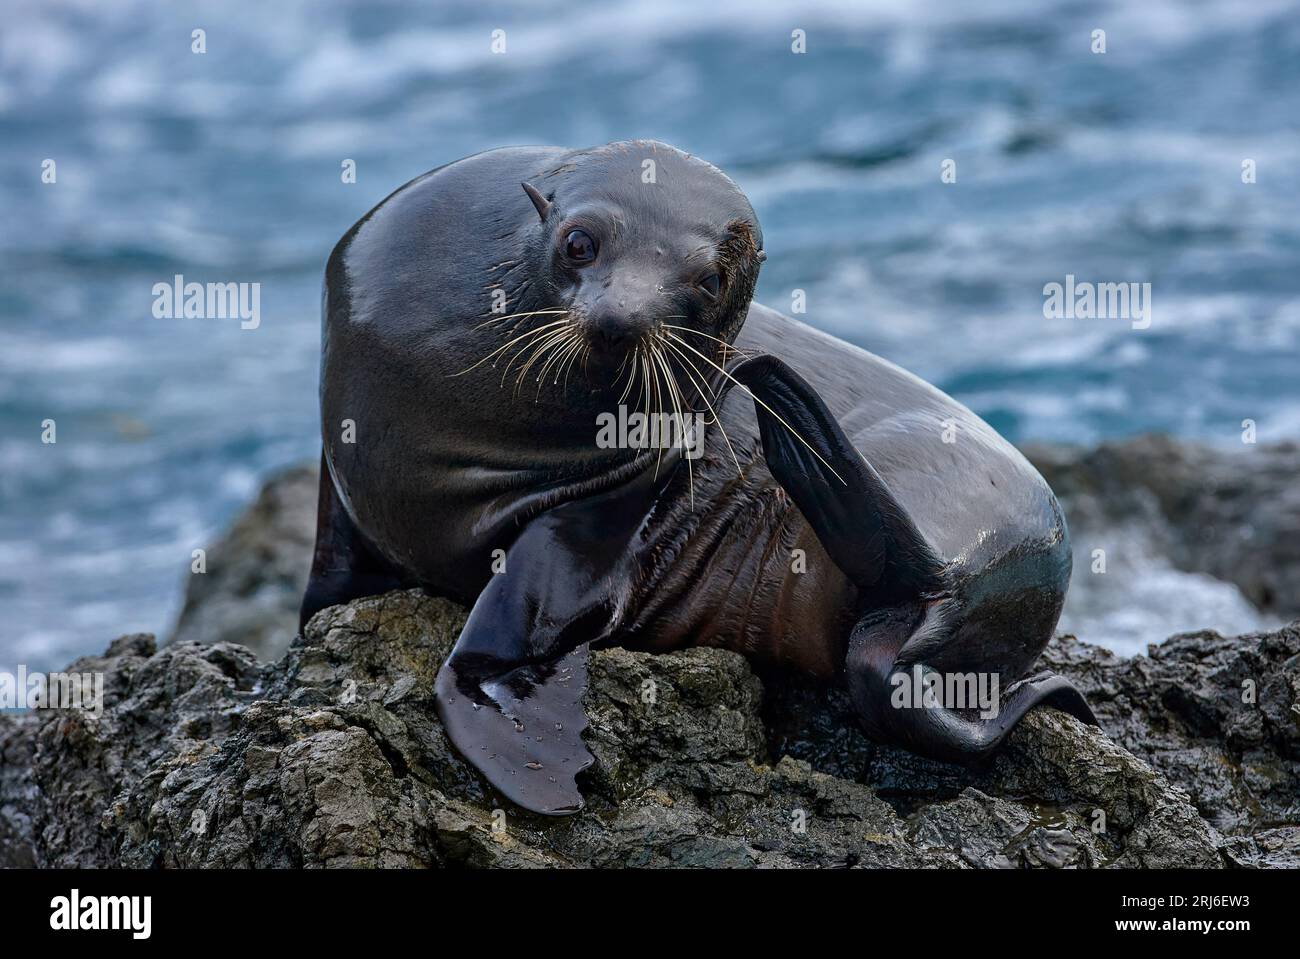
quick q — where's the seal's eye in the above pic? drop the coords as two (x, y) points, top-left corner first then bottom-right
(564, 230), (598, 263)
(698, 273), (721, 299)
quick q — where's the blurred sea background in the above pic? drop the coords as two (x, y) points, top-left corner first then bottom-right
(2, 0), (1298, 673)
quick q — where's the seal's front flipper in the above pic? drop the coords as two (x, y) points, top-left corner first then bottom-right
(727, 355), (945, 597)
(301, 451), (405, 630)
(436, 643), (592, 815)
(434, 480), (649, 816)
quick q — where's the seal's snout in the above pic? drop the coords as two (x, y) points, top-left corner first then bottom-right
(581, 314), (653, 371)
(589, 316), (641, 351)
(576, 275), (664, 361)
(585, 304), (656, 351)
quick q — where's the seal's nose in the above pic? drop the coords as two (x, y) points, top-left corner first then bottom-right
(583, 275), (661, 355)
(589, 313), (644, 350)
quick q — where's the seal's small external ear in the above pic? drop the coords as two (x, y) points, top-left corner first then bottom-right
(522, 181), (552, 221)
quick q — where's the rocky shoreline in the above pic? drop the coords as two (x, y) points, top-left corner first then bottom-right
(2, 435), (1296, 868)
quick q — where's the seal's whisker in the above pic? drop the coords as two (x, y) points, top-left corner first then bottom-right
(660, 337), (722, 425)
(633, 346), (643, 421)
(616, 347), (638, 406)
(512, 328), (573, 396)
(530, 334), (568, 397)
(648, 342), (667, 480)
(638, 347), (653, 431)
(503, 326), (569, 386)
(664, 332), (847, 485)
(651, 336), (695, 507)
(504, 326), (573, 392)
(662, 336), (744, 479)
(570, 344), (591, 391)
(550, 332), (585, 385)
(612, 345), (633, 382)
(453, 317), (572, 377)
(626, 345), (642, 419)
(626, 345), (640, 413)
(536, 330), (583, 398)
(472, 308), (569, 332)
(486, 311), (566, 343)
(629, 348), (644, 415)
(499, 321), (572, 372)
(559, 337), (586, 391)
(649, 341), (671, 464)
(535, 327), (577, 382)
(662, 323), (752, 365)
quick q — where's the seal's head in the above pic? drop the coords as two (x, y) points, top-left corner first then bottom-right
(520, 141), (764, 378)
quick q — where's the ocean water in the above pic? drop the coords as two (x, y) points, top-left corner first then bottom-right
(2, 0), (1298, 671)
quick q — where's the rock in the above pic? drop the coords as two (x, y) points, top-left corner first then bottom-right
(1024, 435), (1300, 615)
(1040, 626), (1300, 867)
(86, 434), (1290, 867)
(0, 632), (261, 869)
(1024, 436), (1300, 645)
(2, 589), (1242, 869)
(766, 620), (1300, 868)
(169, 464), (318, 660)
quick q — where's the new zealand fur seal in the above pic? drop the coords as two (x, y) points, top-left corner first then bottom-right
(302, 139), (1097, 815)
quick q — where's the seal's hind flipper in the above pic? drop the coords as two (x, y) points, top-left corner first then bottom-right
(300, 451), (406, 630)
(434, 479), (650, 816)
(726, 355), (945, 598)
(846, 602), (1099, 764)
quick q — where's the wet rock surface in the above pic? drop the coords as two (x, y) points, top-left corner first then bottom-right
(169, 463), (318, 661)
(1024, 436), (1300, 646)
(1041, 628), (1300, 868)
(1024, 435), (1300, 618)
(8, 588), (1293, 869)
